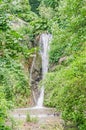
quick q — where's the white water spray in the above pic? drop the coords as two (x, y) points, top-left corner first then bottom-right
(36, 33), (52, 108)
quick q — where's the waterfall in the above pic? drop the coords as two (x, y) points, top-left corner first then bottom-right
(36, 33), (52, 108)
(30, 54), (37, 104)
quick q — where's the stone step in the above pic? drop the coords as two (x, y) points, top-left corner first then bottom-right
(9, 107), (64, 130)
(10, 107), (60, 119)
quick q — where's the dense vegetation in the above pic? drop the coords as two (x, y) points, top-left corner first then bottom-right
(0, 0), (32, 129)
(0, 0), (86, 130)
(42, 0), (86, 130)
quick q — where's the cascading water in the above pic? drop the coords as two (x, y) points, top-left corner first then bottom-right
(36, 33), (52, 108)
(30, 54), (37, 104)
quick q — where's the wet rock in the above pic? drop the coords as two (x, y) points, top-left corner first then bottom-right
(30, 52), (42, 105)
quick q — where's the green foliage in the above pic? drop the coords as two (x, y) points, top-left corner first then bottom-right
(0, 56), (30, 104)
(44, 49), (86, 129)
(0, 0), (86, 130)
(26, 113), (38, 123)
(0, 1), (32, 129)
(0, 0), (38, 22)
(0, 86), (11, 130)
(9, 0), (40, 22)
(26, 113), (31, 122)
(48, 0), (86, 63)
(0, 14), (9, 31)
(38, 3), (54, 20)
(43, 0), (86, 129)
(38, 0), (60, 9)
(30, 18), (49, 35)
(29, 0), (40, 13)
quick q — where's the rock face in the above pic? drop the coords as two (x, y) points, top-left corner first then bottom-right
(58, 56), (67, 64)
(29, 52), (42, 105)
(25, 34), (42, 106)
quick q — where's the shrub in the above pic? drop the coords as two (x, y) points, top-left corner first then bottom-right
(44, 49), (86, 129)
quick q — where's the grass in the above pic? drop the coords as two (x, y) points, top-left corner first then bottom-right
(26, 113), (38, 123)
